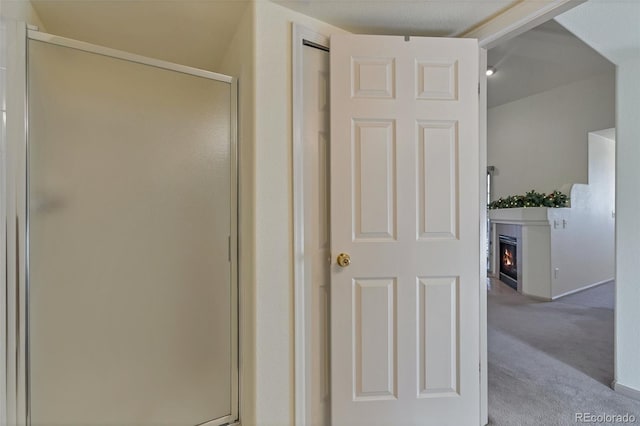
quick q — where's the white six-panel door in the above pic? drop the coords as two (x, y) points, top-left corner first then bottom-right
(330, 34), (480, 426)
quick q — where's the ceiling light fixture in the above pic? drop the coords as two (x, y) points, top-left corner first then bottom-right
(486, 66), (496, 77)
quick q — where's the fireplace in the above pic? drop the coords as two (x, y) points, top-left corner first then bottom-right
(499, 235), (518, 290)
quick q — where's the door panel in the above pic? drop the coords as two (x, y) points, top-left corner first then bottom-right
(418, 121), (459, 239)
(353, 119), (396, 240)
(417, 276), (458, 396)
(330, 34), (479, 426)
(354, 278), (396, 400)
(28, 39), (235, 426)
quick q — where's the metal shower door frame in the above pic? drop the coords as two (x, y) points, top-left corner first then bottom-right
(2, 22), (239, 426)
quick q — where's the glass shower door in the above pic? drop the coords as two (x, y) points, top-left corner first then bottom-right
(27, 36), (236, 426)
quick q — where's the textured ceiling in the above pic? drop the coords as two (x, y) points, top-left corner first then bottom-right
(273, 0), (519, 37)
(30, 0), (250, 71)
(487, 19), (615, 108)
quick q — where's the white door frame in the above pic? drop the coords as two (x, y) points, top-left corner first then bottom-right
(459, 0), (585, 49)
(292, 23), (330, 426)
(291, 2), (580, 425)
(478, 47), (488, 426)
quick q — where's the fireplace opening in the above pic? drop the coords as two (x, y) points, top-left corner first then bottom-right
(499, 235), (518, 290)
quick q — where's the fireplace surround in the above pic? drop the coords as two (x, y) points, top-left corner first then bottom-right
(491, 221), (523, 294)
(499, 235), (518, 290)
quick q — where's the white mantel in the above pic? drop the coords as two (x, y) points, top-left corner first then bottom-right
(489, 206), (553, 225)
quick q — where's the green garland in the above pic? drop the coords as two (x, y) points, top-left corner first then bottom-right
(489, 190), (569, 210)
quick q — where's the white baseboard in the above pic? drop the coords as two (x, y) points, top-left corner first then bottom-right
(520, 291), (552, 302)
(552, 279), (614, 300)
(612, 381), (640, 401)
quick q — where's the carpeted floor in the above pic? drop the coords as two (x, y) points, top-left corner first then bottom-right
(488, 278), (640, 425)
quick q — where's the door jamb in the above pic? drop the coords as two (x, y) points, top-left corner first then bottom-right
(472, 1), (583, 425)
(478, 46), (488, 426)
(461, 0), (585, 49)
(292, 23), (330, 426)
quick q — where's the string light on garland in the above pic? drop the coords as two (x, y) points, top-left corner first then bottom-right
(489, 190), (569, 210)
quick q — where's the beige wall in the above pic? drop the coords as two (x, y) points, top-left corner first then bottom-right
(0, 0), (350, 422)
(219, 3), (257, 425)
(488, 71), (615, 200)
(0, 0), (45, 27)
(253, 2), (347, 424)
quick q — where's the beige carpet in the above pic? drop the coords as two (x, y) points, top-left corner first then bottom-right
(488, 279), (640, 425)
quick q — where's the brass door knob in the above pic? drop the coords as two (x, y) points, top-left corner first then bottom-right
(336, 253), (351, 267)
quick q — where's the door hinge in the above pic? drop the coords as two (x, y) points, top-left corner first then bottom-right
(478, 83), (480, 95)
(228, 235), (231, 262)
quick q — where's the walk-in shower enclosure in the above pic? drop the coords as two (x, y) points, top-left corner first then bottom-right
(2, 23), (238, 426)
